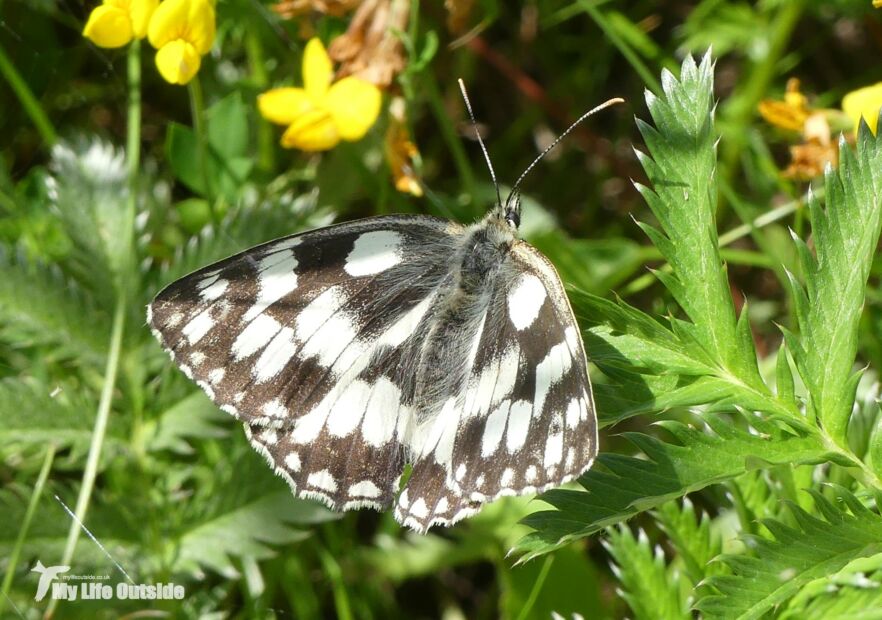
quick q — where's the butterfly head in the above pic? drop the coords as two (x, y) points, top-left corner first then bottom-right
(502, 192), (521, 230)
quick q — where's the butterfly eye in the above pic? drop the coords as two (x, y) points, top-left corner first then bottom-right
(505, 210), (520, 229)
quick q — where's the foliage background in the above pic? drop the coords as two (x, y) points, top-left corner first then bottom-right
(2, 0), (882, 618)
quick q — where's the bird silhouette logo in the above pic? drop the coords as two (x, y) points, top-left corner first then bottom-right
(31, 561), (70, 601)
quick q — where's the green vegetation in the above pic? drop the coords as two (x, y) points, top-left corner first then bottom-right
(2, 1), (882, 618)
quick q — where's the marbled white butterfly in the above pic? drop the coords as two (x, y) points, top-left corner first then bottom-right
(148, 87), (621, 532)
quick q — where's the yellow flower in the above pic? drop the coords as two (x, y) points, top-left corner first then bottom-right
(842, 82), (882, 136)
(758, 78), (809, 132)
(258, 38), (381, 151)
(147, 0), (216, 85)
(83, 0), (158, 48)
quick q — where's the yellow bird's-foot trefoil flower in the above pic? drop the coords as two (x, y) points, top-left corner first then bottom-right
(147, 0), (216, 85)
(258, 38), (381, 151)
(842, 82), (882, 136)
(83, 0), (158, 48)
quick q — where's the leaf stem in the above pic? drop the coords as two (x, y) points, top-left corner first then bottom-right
(244, 30), (275, 174)
(47, 40), (142, 617)
(0, 443), (56, 616)
(0, 40), (57, 146)
(514, 554), (554, 620)
(577, 0), (662, 94)
(188, 76), (218, 220)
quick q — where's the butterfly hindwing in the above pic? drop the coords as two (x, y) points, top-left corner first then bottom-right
(395, 242), (597, 531)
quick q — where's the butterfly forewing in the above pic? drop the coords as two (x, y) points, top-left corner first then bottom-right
(149, 210), (598, 532)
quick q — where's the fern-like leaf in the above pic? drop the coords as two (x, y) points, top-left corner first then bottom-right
(514, 412), (834, 561)
(603, 525), (690, 619)
(697, 485), (882, 619)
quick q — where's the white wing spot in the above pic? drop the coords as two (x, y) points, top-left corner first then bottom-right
(408, 497), (429, 519)
(190, 351), (206, 366)
(182, 308), (214, 344)
(285, 452), (301, 471)
(344, 230), (404, 276)
(525, 464), (538, 483)
(378, 292), (436, 348)
(263, 398), (289, 418)
(534, 340), (573, 416)
(165, 312), (184, 328)
(362, 378), (403, 447)
(565, 398), (581, 429)
(507, 273), (547, 330)
(244, 251), (299, 322)
(544, 412), (564, 468)
(500, 468), (514, 487)
(200, 278), (229, 302)
(506, 399), (533, 453)
(307, 470), (337, 493)
(435, 497), (449, 514)
(233, 314), (281, 359)
(481, 400), (510, 457)
(327, 380), (372, 437)
(254, 326), (297, 382)
(455, 463), (467, 482)
(348, 480), (382, 498)
(208, 368), (225, 384)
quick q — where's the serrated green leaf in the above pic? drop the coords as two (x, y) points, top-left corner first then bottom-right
(654, 497), (723, 585)
(603, 525), (690, 619)
(0, 249), (108, 363)
(775, 344), (796, 407)
(787, 130), (882, 443)
(514, 412), (832, 561)
(146, 390), (230, 454)
(698, 486), (882, 619)
(635, 53), (763, 389)
(0, 379), (125, 459)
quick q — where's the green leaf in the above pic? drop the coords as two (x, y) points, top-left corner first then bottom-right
(654, 497), (723, 586)
(146, 390), (230, 454)
(172, 454), (338, 578)
(603, 525), (690, 620)
(634, 53), (761, 388)
(48, 140), (131, 299)
(787, 127), (882, 443)
(514, 412), (832, 561)
(0, 249), (108, 363)
(166, 114), (253, 203)
(698, 486), (882, 619)
(0, 379), (125, 459)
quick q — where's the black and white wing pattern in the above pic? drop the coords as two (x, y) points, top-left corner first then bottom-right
(149, 212), (597, 532)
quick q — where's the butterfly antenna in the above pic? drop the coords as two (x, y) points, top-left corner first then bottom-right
(458, 79), (503, 209)
(506, 97), (625, 208)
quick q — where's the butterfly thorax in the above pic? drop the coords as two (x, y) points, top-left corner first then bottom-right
(411, 213), (516, 426)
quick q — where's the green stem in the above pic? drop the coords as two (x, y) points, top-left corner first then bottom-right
(423, 73), (475, 196)
(577, 0), (662, 94)
(47, 40), (142, 618)
(188, 76), (217, 218)
(244, 30), (275, 174)
(515, 555), (554, 620)
(0, 40), (57, 145)
(0, 443), (56, 616)
(719, 0), (805, 187)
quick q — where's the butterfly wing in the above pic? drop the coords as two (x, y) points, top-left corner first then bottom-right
(149, 215), (464, 510)
(395, 241), (598, 532)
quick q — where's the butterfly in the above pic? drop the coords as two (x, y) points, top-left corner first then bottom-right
(148, 86), (621, 533)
